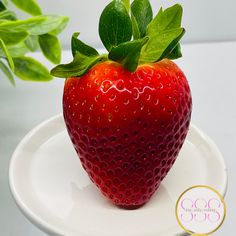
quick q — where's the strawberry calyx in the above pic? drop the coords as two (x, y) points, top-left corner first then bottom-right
(51, 0), (185, 78)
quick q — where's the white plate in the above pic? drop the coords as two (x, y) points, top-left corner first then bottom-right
(9, 115), (227, 236)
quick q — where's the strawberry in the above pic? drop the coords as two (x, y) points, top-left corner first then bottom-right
(51, 0), (192, 209)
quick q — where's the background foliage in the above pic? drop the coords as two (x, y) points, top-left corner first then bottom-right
(0, 0), (68, 85)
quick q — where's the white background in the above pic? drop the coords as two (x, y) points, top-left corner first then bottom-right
(14, 0), (236, 47)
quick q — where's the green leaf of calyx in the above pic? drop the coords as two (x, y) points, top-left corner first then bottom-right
(51, 53), (108, 78)
(140, 28), (185, 63)
(109, 37), (149, 72)
(0, 30), (28, 45)
(121, 0), (130, 13)
(39, 33), (61, 64)
(71, 32), (98, 57)
(10, 0), (42, 16)
(99, 0), (132, 51)
(166, 43), (182, 60)
(147, 4), (182, 35)
(0, 59), (15, 86)
(131, 13), (140, 39)
(131, 0), (153, 39)
(0, 38), (14, 71)
(159, 29), (185, 60)
(140, 4), (184, 63)
(13, 56), (52, 81)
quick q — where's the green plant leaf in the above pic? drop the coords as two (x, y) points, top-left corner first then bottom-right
(131, 0), (153, 38)
(38, 33), (61, 64)
(0, 59), (15, 86)
(0, 10), (17, 20)
(0, 38), (15, 70)
(0, 1), (7, 12)
(99, 0), (132, 51)
(0, 16), (45, 31)
(167, 43), (182, 60)
(24, 35), (38, 51)
(30, 15), (69, 35)
(50, 16), (69, 35)
(0, 19), (8, 23)
(51, 53), (108, 78)
(2, 0), (8, 5)
(13, 56), (52, 81)
(0, 42), (29, 57)
(10, 0), (42, 16)
(0, 15), (68, 35)
(0, 0), (67, 84)
(109, 37), (148, 71)
(0, 30), (28, 45)
(71, 32), (99, 57)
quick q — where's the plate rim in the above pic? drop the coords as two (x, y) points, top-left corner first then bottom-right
(8, 114), (228, 236)
(9, 114), (66, 236)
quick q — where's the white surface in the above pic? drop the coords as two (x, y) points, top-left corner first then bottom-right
(12, 0), (236, 48)
(9, 115), (227, 236)
(0, 41), (235, 235)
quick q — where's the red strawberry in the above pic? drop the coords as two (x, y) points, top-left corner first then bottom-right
(51, 1), (192, 209)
